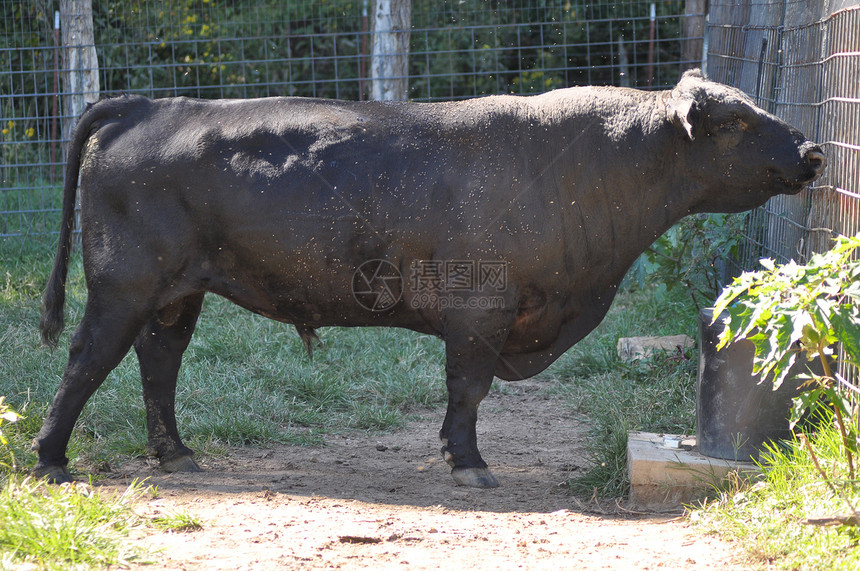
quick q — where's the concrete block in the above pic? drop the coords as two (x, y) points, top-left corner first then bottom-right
(627, 431), (761, 512)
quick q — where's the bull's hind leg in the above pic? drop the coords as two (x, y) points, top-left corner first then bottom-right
(439, 308), (514, 488)
(33, 299), (152, 483)
(133, 293), (205, 473)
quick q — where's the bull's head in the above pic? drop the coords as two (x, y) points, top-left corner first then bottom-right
(666, 69), (825, 212)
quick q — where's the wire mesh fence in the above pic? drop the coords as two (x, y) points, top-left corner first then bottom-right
(1, 0), (701, 239)
(707, 0), (860, 270)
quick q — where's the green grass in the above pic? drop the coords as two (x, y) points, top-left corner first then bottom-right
(151, 508), (203, 532)
(0, 182), (64, 239)
(692, 422), (860, 570)
(0, 477), (156, 570)
(0, 400), (200, 570)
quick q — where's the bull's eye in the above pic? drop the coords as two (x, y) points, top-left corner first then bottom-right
(720, 116), (748, 132)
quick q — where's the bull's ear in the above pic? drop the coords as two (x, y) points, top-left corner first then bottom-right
(667, 94), (699, 141)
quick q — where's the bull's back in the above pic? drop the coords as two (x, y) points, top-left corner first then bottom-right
(85, 95), (555, 261)
(89, 96), (461, 222)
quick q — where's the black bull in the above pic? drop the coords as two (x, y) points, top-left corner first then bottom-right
(33, 70), (824, 487)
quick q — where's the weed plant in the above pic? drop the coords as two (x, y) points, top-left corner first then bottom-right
(692, 234), (860, 569)
(713, 234), (860, 482)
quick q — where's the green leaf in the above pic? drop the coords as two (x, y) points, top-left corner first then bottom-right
(759, 258), (776, 271)
(830, 307), (860, 364)
(790, 387), (825, 429)
(769, 350), (798, 390)
(843, 279), (860, 302)
(827, 387), (855, 422)
(798, 322), (821, 356)
(789, 311), (814, 347)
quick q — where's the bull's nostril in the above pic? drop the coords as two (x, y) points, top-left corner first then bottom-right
(805, 148), (826, 174)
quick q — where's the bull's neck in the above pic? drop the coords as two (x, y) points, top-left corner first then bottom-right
(547, 90), (695, 283)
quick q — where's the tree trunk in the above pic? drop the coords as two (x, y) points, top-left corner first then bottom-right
(60, 0), (99, 144)
(370, 0), (411, 101)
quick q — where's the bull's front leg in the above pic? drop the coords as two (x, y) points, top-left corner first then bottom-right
(439, 308), (513, 488)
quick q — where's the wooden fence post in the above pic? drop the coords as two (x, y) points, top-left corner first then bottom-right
(682, 0), (707, 72)
(370, 0), (411, 101)
(60, 0), (99, 147)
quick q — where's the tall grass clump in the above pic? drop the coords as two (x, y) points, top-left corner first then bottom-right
(4, 396), (141, 569)
(693, 424), (860, 570)
(1, 395), (201, 570)
(543, 284), (701, 497)
(545, 215), (751, 498)
(0, 477), (153, 570)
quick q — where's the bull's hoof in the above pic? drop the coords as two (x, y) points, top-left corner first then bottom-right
(451, 466), (499, 488)
(160, 454), (202, 473)
(32, 464), (74, 484)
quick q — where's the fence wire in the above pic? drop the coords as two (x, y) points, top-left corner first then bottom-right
(2, 0), (699, 239)
(707, 0), (860, 269)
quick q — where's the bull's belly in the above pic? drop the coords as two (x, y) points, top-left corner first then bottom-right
(201, 267), (439, 334)
(184, 234), (579, 365)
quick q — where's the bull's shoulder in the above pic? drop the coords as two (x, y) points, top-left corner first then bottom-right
(530, 85), (659, 119)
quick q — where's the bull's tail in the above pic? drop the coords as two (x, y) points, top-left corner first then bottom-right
(40, 103), (99, 349)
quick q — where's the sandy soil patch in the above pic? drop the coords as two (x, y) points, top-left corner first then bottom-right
(99, 381), (745, 570)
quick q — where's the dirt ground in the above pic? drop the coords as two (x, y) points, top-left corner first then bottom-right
(101, 381), (750, 570)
